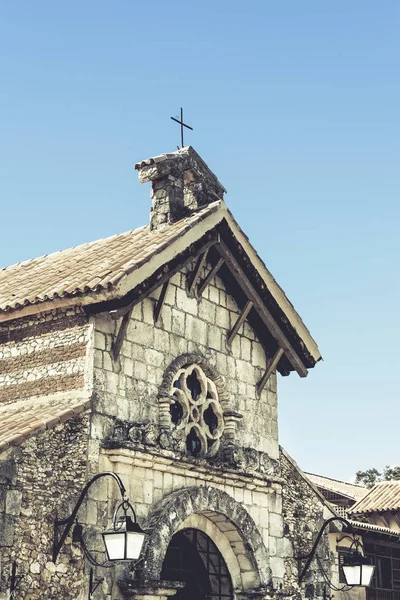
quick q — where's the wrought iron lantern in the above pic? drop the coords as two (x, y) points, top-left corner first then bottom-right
(342, 550), (375, 587)
(53, 471), (147, 565)
(102, 499), (146, 561)
(298, 516), (375, 589)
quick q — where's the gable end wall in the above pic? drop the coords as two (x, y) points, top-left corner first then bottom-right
(92, 264), (278, 459)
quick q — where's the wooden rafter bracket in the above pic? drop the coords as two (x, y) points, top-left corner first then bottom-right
(108, 237), (218, 322)
(154, 280), (169, 325)
(187, 247), (210, 297)
(256, 347), (284, 395)
(393, 514), (400, 528)
(226, 299), (253, 349)
(112, 306), (133, 361)
(216, 241), (308, 378)
(197, 257), (225, 299)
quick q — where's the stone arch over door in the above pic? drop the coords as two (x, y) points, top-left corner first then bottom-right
(136, 486), (270, 593)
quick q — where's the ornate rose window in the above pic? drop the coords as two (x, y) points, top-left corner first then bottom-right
(169, 364), (224, 458)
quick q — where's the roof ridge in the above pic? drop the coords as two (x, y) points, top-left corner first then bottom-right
(304, 471), (366, 488)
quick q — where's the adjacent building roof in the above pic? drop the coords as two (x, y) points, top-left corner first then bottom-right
(305, 472), (367, 502)
(348, 519), (400, 538)
(0, 391), (91, 453)
(350, 481), (400, 514)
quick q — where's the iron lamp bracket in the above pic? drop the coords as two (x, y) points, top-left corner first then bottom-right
(53, 471), (127, 563)
(297, 516), (355, 585)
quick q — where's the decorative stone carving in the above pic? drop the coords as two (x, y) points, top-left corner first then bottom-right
(222, 410), (243, 440)
(216, 443), (280, 476)
(259, 451), (279, 476)
(170, 364), (224, 458)
(158, 429), (185, 453)
(159, 353), (230, 409)
(105, 421), (279, 477)
(111, 420), (159, 447)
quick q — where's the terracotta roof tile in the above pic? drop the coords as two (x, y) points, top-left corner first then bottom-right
(0, 204), (218, 315)
(350, 481), (400, 514)
(0, 392), (91, 453)
(305, 472), (367, 501)
(0, 196), (321, 367)
(348, 519), (400, 537)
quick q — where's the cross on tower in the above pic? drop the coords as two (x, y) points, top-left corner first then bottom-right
(170, 107), (193, 149)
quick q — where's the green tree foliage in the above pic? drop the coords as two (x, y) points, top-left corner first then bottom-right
(382, 466), (400, 481)
(355, 466), (400, 488)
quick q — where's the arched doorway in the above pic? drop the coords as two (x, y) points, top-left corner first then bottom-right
(161, 528), (234, 600)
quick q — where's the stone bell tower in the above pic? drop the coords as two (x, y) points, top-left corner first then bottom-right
(135, 146), (226, 230)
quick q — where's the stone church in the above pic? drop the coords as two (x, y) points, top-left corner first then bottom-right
(0, 147), (336, 600)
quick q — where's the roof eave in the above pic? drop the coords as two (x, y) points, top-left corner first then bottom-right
(0, 202), (321, 369)
(222, 209), (321, 364)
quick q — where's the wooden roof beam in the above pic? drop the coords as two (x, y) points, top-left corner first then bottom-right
(216, 241), (308, 378)
(256, 347), (284, 395)
(226, 299), (253, 349)
(109, 238), (218, 321)
(197, 257), (225, 299)
(154, 280), (169, 325)
(112, 306), (133, 360)
(188, 247), (209, 297)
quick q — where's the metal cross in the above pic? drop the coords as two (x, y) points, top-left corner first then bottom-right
(170, 107), (193, 149)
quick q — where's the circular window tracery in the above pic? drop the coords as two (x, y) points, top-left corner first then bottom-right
(170, 364), (224, 458)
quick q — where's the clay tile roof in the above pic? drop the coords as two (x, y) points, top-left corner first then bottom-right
(0, 203), (218, 315)
(0, 392), (91, 454)
(305, 472), (367, 501)
(348, 519), (400, 537)
(350, 481), (400, 514)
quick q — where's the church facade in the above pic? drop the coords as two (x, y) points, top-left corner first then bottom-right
(0, 148), (334, 600)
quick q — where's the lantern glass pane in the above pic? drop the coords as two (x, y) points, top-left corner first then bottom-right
(361, 565), (375, 587)
(343, 564), (375, 587)
(103, 532), (125, 560)
(126, 531), (146, 560)
(343, 565), (362, 586)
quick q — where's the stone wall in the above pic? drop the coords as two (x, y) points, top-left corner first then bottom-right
(281, 449), (333, 599)
(92, 264), (278, 460)
(95, 447), (283, 597)
(0, 307), (91, 405)
(0, 415), (90, 600)
(0, 259), (328, 599)
(84, 262), (288, 597)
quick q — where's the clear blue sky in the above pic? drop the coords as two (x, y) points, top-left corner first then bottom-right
(1, 1), (399, 481)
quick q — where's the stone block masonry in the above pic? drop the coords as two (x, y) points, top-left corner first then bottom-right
(281, 448), (332, 596)
(0, 146), (325, 600)
(93, 266), (278, 459)
(0, 307), (91, 405)
(87, 260), (291, 597)
(0, 415), (90, 600)
(0, 259), (328, 600)
(102, 447), (283, 591)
